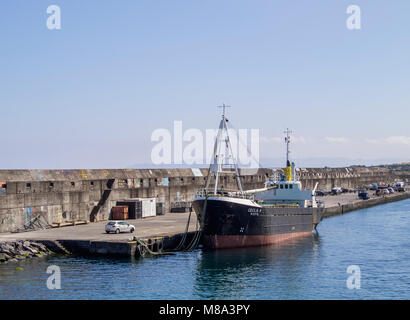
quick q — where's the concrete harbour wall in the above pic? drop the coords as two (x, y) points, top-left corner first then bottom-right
(1, 167), (409, 233)
(323, 191), (410, 218)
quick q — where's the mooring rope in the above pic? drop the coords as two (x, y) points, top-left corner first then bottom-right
(183, 194), (208, 252)
(135, 238), (174, 256)
(173, 206), (193, 251)
(135, 192), (207, 257)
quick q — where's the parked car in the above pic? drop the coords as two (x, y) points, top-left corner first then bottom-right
(315, 190), (326, 196)
(370, 184), (378, 191)
(376, 189), (389, 196)
(394, 182), (405, 192)
(394, 182), (405, 189)
(105, 221), (135, 234)
(358, 190), (369, 200)
(331, 187), (343, 195)
(388, 187), (395, 194)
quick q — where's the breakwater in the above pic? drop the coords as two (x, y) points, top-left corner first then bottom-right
(0, 240), (51, 263)
(1, 167), (409, 233)
(323, 191), (410, 218)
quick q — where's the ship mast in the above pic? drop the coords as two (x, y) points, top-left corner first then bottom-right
(204, 104), (243, 194)
(284, 128), (292, 164)
(283, 128), (295, 182)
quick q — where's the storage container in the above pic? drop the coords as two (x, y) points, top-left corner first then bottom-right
(111, 206), (129, 220)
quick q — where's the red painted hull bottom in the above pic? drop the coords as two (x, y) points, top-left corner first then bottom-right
(203, 231), (313, 249)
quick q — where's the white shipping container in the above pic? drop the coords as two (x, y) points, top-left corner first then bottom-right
(141, 198), (156, 218)
(121, 197), (157, 218)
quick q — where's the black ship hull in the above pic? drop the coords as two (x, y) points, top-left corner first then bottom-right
(192, 197), (323, 249)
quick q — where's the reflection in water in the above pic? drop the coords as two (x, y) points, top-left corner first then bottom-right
(194, 234), (321, 299)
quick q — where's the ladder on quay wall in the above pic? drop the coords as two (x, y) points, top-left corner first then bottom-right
(90, 179), (115, 222)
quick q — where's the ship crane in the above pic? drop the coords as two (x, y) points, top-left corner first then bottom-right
(204, 104), (243, 194)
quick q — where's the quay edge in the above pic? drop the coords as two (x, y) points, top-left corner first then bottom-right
(323, 191), (410, 218)
(34, 232), (198, 258)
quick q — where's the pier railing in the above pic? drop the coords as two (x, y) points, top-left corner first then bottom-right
(195, 188), (254, 200)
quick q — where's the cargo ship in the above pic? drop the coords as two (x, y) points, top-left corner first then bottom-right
(192, 107), (324, 249)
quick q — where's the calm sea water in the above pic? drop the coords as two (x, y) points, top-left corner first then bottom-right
(1, 199), (410, 300)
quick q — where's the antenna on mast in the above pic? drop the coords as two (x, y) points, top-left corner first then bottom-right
(284, 128), (292, 163)
(218, 103), (231, 119)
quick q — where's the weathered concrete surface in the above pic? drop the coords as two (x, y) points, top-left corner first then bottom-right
(0, 212), (198, 258)
(0, 212), (197, 242)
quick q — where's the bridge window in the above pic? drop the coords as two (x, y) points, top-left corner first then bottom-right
(280, 184), (283, 189)
(285, 184), (288, 189)
(290, 184), (293, 189)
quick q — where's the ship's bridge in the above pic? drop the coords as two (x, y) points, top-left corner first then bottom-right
(266, 180), (303, 191)
(254, 180), (316, 208)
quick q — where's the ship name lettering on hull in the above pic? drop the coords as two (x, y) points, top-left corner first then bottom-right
(248, 208), (261, 215)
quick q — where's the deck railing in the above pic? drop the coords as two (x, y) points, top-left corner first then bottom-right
(195, 188), (254, 200)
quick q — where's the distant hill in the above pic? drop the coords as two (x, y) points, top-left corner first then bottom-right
(376, 163), (410, 172)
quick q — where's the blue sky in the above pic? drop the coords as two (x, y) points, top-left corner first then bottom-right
(0, 1), (409, 168)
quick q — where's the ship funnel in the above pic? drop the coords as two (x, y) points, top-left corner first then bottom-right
(285, 160), (292, 181)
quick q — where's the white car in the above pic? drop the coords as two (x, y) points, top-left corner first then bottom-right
(105, 221), (135, 234)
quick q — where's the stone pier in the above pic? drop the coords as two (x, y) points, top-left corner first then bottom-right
(1, 166), (409, 233)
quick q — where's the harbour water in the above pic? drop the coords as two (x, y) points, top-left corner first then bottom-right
(1, 199), (410, 300)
